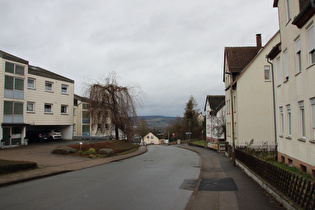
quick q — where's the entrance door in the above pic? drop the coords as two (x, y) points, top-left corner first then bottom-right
(3, 127), (11, 146)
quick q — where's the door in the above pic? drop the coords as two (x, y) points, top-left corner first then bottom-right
(3, 127), (11, 146)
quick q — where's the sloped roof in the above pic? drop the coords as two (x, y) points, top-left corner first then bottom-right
(224, 47), (261, 73)
(204, 95), (225, 114)
(0, 50), (29, 64)
(29, 65), (74, 83)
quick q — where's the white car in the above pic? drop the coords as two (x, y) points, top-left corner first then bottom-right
(49, 130), (62, 140)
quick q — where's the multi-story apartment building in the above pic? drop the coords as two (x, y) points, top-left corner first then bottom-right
(224, 33), (280, 150)
(0, 50), (29, 146)
(73, 94), (123, 139)
(0, 50), (74, 146)
(26, 66), (74, 140)
(204, 95), (225, 143)
(266, 0), (315, 175)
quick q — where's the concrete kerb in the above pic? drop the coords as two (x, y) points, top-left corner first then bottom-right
(0, 146), (147, 188)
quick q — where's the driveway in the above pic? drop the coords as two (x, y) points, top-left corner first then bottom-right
(0, 140), (106, 168)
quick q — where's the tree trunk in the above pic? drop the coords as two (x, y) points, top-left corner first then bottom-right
(115, 125), (119, 140)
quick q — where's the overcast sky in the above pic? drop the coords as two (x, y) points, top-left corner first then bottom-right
(0, 0), (279, 117)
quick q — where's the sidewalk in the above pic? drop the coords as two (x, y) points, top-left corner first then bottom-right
(179, 145), (285, 210)
(0, 143), (147, 187)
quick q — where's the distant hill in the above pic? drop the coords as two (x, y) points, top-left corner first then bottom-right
(138, 116), (179, 129)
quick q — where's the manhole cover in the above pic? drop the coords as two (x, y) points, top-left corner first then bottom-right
(198, 178), (238, 191)
(180, 179), (199, 191)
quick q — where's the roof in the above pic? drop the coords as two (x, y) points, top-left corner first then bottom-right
(28, 65), (74, 83)
(224, 47), (261, 73)
(233, 31), (280, 86)
(204, 95), (225, 115)
(292, 0), (315, 28)
(0, 50), (29, 65)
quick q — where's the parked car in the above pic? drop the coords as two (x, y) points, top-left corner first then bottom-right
(48, 129), (62, 140)
(27, 130), (50, 142)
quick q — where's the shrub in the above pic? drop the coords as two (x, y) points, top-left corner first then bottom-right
(86, 148), (96, 154)
(0, 159), (37, 174)
(99, 148), (114, 156)
(52, 146), (77, 155)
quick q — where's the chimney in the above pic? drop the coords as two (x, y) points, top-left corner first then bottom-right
(256, 34), (262, 49)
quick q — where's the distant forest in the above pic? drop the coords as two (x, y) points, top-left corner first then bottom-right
(138, 116), (179, 130)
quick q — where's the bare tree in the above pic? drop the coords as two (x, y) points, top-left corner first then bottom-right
(86, 72), (142, 140)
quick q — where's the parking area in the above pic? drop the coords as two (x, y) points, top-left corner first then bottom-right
(0, 140), (89, 168)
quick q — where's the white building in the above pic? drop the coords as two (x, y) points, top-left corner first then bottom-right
(266, 0), (315, 175)
(0, 50), (74, 146)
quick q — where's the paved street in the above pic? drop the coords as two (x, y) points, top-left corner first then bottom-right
(0, 145), (200, 210)
(0, 142), (287, 209)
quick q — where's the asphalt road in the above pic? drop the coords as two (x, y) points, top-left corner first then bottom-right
(0, 145), (200, 210)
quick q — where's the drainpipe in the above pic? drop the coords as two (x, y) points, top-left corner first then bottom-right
(266, 56), (278, 161)
(225, 72), (235, 166)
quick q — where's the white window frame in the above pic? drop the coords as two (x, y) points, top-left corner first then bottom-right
(299, 101), (305, 139)
(45, 81), (53, 92)
(295, 37), (302, 73)
(61, 104), (68, 114)
(264, 65), (271, 81)
(27, 78), (36, 89)
(311, 98), (315, 140)
(286, 104), (291, 137)
(307, 24), (315, 65)
(280, 106), (284, 136)
(61, 84), (68, 94)
(27, 102), (35, 113)
(44, 103), (53, 114)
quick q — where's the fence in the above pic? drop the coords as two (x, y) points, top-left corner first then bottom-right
(236, 149), (315, 210)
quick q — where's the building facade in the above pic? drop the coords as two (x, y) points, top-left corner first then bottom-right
(204, 95), (225, 143)
(73, 94), (124, 139)
(224, 34), (279, 148)
(0, 50), (74, 146)
(267, 0), (315, 175)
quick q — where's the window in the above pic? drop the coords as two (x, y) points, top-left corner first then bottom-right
(284, 50), (289, 80)
(280, 107), (284, 136)
(311, 98), (315, 140)
(5, 76), (24, 91)
(286, 105), (291, 137)
(299, 101), (305, 138)
(5, 62), (24, 75)
(5, 62), (14, 73)
(15, 65), (24, 75)
(307, 24), (315, 65)
(44, 103), (53, 113)
(82, 103), (89, 109)
(295, 38), (302, 73)
(27, 102), (35, 113)
(15, 78), (24, 91)
(277, 57), (282, 84)
(27, 78), (36, 89)
(4, 101), (23, 115)
(61, 84), (68, 94)
(45, 81), (53, 92)
(264, 65), (271, 81)
(61, 105), (68, 114)
(286, 0), (291, 22)
(4, 75), (13, 90)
